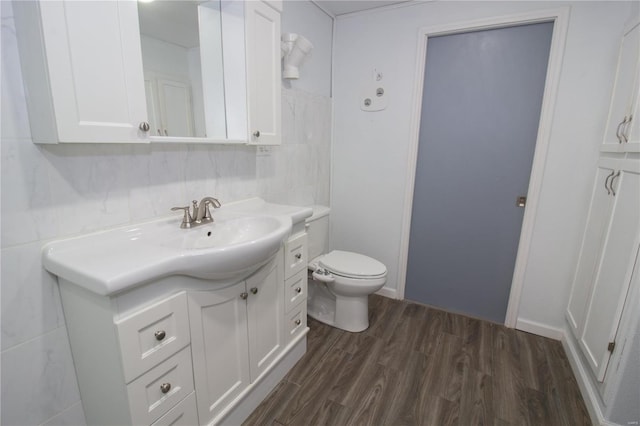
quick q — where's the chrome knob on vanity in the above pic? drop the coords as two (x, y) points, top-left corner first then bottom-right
(240, 292), (248, 300)
(154, 330), (166, 341)
(160, 383), (171, 394)
(250, 287), (258, 295)
(295, 319), (301, 326)
(295, 287), (302, 293)
(139, 121), (150, 132)
(253, 130), (260, 138)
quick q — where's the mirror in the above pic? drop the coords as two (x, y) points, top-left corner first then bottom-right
(137, 0), (247, 142)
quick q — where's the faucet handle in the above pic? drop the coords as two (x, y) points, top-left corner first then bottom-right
(171, 206), (193, 228)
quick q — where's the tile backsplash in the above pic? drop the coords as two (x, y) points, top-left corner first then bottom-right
(0, 2), (331, 424)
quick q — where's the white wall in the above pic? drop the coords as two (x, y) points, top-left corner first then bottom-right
(0, 1), (333, 424)
(331, 1), (632, 330)
(281, 0), (333, 97)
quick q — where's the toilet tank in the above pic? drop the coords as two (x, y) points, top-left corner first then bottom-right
(306, 205), (330, 261)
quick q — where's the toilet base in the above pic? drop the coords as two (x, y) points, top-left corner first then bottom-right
(307, 279), (370, 333)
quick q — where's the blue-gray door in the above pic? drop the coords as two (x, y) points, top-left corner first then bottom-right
(405, 23), (553, 323)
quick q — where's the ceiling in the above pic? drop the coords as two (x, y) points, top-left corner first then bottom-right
(314, 0), (412, 16)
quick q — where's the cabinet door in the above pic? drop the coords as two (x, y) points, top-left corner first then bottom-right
(36, 1), (148, 143)
(566, 165), (617, 336)
(580, 166), (640, 381)
(602, 22), (640, 151)
(245, 1), (281, 145)
(188, 283), (250, 424)
(157, 78), (195, 137)
(247, 256), (284, 380)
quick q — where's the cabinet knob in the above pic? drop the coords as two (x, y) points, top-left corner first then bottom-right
(139, 121), (150, 132)
(160, 383), (171, 394)
(295, 319), (301, 326)
(295, 287), (302, 293)
(250, 287), (258, 295)
(253, 130), (260, 138)
(154, 330), (166, 341)
(240, 292), (248, 300)
(295, 253), (302, 260)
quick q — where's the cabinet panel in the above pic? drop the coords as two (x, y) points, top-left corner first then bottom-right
(285, 233), (308, 279)
(285, 269), (308, 313)
(286, 302), (307, 344)
(566, 166), (617, 334)
(247, 258), (284, 380)
(150, 392), (198, 426)
(115, 292), (190, 383)
(580, 168), (640, 380)
(14, 1), (149, 143)
(126, 347), (195, 425)
(246, 1), (281, 145)
(188, 283), (250, 424)
(602, 22), (640, 151)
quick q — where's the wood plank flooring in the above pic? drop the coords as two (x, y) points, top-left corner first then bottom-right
(244, 295), (591, 426)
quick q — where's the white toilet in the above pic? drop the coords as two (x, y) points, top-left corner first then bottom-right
(306, 206), (387, 332)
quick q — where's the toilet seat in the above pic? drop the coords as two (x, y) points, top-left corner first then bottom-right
(318, 250), (387, 279)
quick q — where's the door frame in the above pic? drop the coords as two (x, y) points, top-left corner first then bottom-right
(397, 8), (570, 327)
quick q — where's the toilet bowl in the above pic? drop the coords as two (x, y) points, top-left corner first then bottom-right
(306, 207), (387, 332)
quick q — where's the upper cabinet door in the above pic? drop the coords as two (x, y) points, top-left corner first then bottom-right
(602, 22), (640, 152)
(14, 1), (149, 144)
(245, 1), (281, 145)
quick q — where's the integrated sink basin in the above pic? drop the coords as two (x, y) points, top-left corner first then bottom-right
(42, 201), (297, 296)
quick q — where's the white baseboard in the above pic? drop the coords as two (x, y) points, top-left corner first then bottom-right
(515, 318), (564, 340)
(375, 286), (397, 299)
(560, 329), (621, 426)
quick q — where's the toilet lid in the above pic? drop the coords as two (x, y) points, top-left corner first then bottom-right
(319, 250), (387, 279)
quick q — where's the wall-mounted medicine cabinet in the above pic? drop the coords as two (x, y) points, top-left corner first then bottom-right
(12, 0), (281, 145)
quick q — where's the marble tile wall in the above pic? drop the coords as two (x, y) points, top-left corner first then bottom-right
(0, 2), (332, 424)
(257, 87), (332, 206)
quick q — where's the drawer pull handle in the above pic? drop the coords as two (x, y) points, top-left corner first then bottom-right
(154, 330), (166, 341)
(160, 383), (171, 394)
(295, 253), (302, 260)
(250, 287), (258, 295)
(240, 292), (248, 300)
(295, 319), (301, 326)
(295, 287), (302, 293)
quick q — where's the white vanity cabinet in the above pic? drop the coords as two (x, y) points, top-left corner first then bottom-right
(12, 0), (150, 144)
(566, 157), (640, 381)
(245, 0), (282, 145)
(57, 240), (308, 426)
(602, 21), (640, 153)
(189, 253), (284, 424)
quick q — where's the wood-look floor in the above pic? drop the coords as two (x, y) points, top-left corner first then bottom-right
(243, 295), (591, 426)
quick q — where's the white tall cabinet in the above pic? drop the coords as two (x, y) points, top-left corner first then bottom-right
(567, 158), (640, 381)
(566, 17), (640, 386)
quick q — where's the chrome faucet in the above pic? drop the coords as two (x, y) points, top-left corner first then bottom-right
(171, 196), (222, 229)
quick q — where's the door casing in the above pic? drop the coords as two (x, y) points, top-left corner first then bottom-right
(396, 8), (570, 327)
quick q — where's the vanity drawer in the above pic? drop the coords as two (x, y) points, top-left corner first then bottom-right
(284, 232), (307, 279)
(115, 292), (190, 383)
(127, 347), (195, 426)
(150, 391), (198, 426)
(285, 269), (307, 313)
(286, 302), (307, 343)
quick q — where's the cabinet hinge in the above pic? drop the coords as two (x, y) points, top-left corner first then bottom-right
(608, 341), (616, 352)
